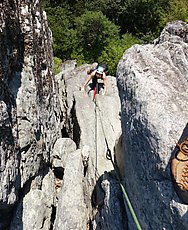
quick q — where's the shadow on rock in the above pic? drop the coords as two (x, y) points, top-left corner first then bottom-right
(91, 171), (128, 230)
(0, 3), (24, 227)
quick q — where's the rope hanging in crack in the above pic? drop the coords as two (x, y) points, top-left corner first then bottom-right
(95, 100), (112, 161)
(94, 89), (97, 180)
(93, 84), (112, 162)
(94, 95), (142, 230)
(93, 83), (99, 181)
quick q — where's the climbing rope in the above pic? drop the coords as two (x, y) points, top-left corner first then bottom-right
(94, 99), (113, 161)
(93, 82), (101, 181)
(94, 85), (98, 180)
(94, 93), (142, 230)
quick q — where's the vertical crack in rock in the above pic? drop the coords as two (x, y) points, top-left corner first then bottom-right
(70, 97), (81, 148)
(54, 62), (125, 229)
(56, 76), (72, 139)
(83, 162), (88, 177)
(61, 126), (69, 138)
(49, 205), (56, 230)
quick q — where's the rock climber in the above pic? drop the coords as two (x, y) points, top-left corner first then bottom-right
(83, 64), (107, 96)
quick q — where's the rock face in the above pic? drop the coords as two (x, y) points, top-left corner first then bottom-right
(117, 20), (188, 230)
(0, 1), (61, 229)
(54, 64), (127, 229)
(1, 2), (187, 230)
(0, 2), (126, 230)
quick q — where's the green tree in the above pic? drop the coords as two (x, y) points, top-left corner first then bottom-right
(53, 56), (62, 75)
(42, 0), (188, 73)
(164, 0), (188, 24)
(85, 0), (122, 24)
(41, 0), (76, 8)
(72, 11), (120, 63)
(45, 6), (77, 59)
(98, 34), (140, 75)
(119, 0), (169, 40)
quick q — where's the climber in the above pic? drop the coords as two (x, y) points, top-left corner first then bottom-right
(83, 64), (107, 97)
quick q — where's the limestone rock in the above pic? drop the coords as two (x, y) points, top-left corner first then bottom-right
(58, 64), (122, 175)
(117, 20), (188, 230)
(54, 149), (88, 230)
(52, 137), (77, 168)
(0, 1), (62, 228)
(54, 63), (125, 229)
(0, 0), (125, 227)
(3, 3), (188, 230)
(59, 59), (77, 72)
(10, 170), (55, 230)
(92, 172), (128, 230)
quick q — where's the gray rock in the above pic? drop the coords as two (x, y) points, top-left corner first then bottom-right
(74, 91), (121, 175)
(59, 60), (77, 72)
(54, 63), (125, 229)
(92, 172), (128, 230)
(117, 20), (188, 230)
(10, 170), (55, 230)
(54, 149), (88, 230)
(54, 146), (126, 230)
(58, 64), (122, 175)
(0, 1), (62, 228)
(3, 4), (188, 230)
(52, 137), (77, 168)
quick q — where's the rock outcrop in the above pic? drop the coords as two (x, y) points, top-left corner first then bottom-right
(1, 1), (188, 230)
(0, 2), (126, 230)
(54, 64), (127, 229)
(117, 20), (188, 230)
(0, 1), (61, 229)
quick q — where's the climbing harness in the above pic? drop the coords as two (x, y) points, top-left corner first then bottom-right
(93, 93), (142, 230)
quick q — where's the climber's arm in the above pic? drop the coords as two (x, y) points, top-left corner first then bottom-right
(83, 72), (94, 92)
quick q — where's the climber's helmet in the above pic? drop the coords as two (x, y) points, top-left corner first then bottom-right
(96, 66), (104, 76)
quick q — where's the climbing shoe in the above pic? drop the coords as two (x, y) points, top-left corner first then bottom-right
(171, 139), (188, 204)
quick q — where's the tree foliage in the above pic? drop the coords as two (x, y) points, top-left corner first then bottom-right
(85, 0), (122, 24)
(72, 11), (120, 63)
(41, 0), (188, 75)
(53, 56), (62, 75)
(165, 0), (188, 23)
(45, 6), (77, 59)
(98, 34), (140, 75)
(118, 0), (169, 38)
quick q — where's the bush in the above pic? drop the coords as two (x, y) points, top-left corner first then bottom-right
(72, 11), (120, 63)
(98, 34), (140, 75)
(53, 56), (62, 75)
(164, 0), (188, 24)
(46, 6), (77, 59)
